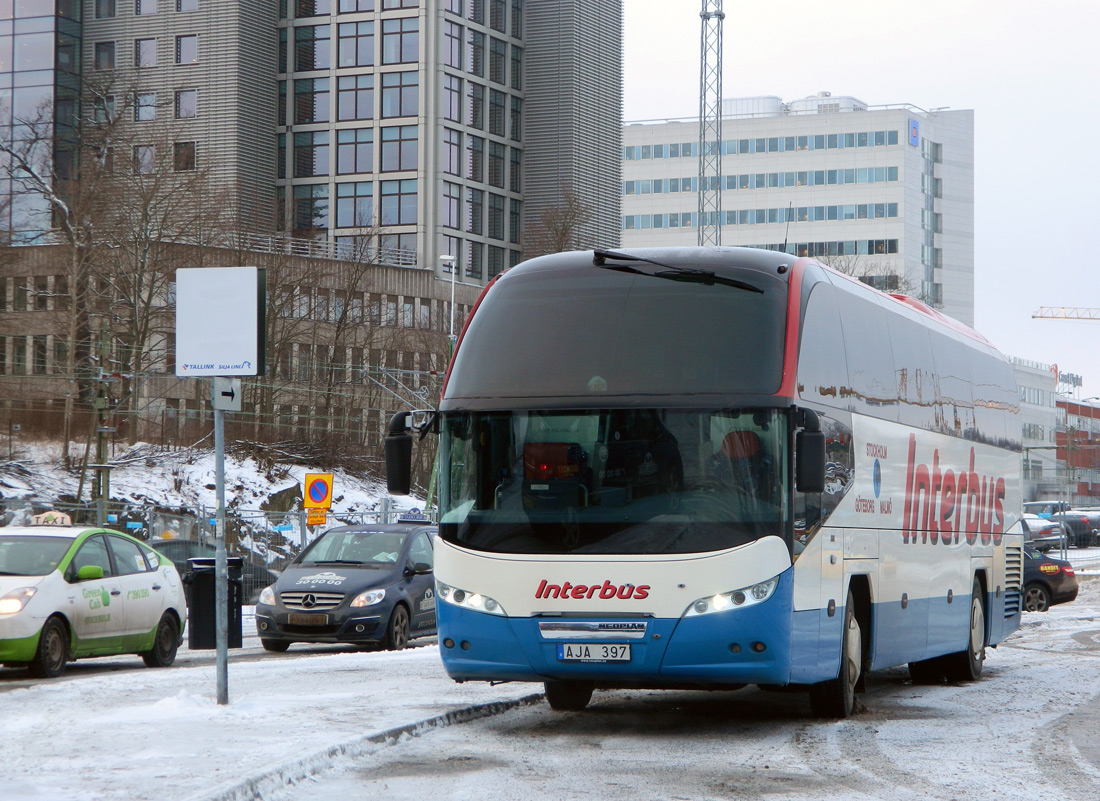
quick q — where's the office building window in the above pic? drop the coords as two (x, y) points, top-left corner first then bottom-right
(293, 184), (329, 232)
(340, 0), (373, 10)
(509, 146), (521, 192)
(337, 128), (373, 174)
(174, 142), (197, 171)
(96, 0), (116, 18)
(444, 21), (462, 69)
(135, 38), (157, 68)
(294, 131), (330, 177)
(488, 246), (504, 277)
(488, 141), (504, 188)
(467, 0), (484, 26)
(296, 0), (331, 15)
(511, 45), (522, 91)
(442, 128), (461, 175)
(489, 0), (505, 30)
(95, 42), (116, 70)
(380, 125), (417, 171)
(442, 181), (460, 229)
(467, 30), (484, 76)
(294, 77), (330, 123)
(178, 0), (197, 10)
(336, 182), (373, 228)
(466, 187), (483, 234)
(176, 35), (198, 64)
(488, 89), (505, 136)
(466, 134), (483, 182)
(133, 145), (156, 174)
(294, 26), (327, 71)
(338, 21), (373, 67)
(443, 74), (462, 122)
(489, 38), (506, 84)
(466, 81), (483, 129)
(381, 17), (418, 64)
(337, 74), (373, 120)
(509, 198), (521, 243)
(135, 93), (156, 122)
(380, 71), (417, 117)
(136, 0), (157, 14)
(488, 193), (504, 240)
(510, 96), (521, 141)
(380, 179), (417, 225)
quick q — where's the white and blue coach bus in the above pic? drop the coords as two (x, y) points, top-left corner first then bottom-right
(386, 247), (1023, 718)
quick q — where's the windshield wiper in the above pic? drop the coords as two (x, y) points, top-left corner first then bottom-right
(311, 559), (365, 565)
(592, 249), (763, 293)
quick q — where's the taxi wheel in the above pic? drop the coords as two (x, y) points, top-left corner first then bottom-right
(1023, 584), (1050, 613)
(384, 605), (410, 651)
(29, 616), (68, 679)
(261, 639), (291, 652)
(142, 613), (180, 668)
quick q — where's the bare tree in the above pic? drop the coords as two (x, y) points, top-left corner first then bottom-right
(525, 188), (592, 258)
(816, 253), (936, 306)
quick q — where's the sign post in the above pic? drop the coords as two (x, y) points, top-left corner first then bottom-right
(175, 267), (265, 706)
(303, 472), (334, 528)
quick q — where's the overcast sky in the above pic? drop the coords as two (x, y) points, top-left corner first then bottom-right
(623, 0), (1100, 399)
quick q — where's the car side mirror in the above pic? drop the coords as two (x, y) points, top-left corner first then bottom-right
(77, 564), (104, 581)
(407, 561), (433, 576)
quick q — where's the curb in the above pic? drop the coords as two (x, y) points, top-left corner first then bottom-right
(187, 692), (545, 801)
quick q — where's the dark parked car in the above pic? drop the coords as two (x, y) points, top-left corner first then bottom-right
(149, 539), (279, 604)
(1021, 514), (1068, 553)
(1049, 511), (1100, 548)
(253, 522), (436, 652)
(1022, 545), (1078, 612)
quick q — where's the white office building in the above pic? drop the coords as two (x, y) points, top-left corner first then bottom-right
(621, 93), (974, 326)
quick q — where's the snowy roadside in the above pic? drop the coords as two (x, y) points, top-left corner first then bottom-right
(2, 640), (539, 801)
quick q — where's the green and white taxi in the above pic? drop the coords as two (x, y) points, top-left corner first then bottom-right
(0, 525), (187, 678)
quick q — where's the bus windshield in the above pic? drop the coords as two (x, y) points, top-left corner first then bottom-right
(438, 408), (789, 555)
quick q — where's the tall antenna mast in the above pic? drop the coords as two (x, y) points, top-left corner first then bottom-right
(697, 0), (724, 247)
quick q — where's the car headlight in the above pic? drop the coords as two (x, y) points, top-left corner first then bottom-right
(351, 589), (386, 608)
(0, 587), (37, 615)
(258, 585), (276, 606)
(437, 581), (506, 616)
(684, 576), (779, 617)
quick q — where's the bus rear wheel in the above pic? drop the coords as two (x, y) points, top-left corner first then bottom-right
(942, 578), (985, 682)
(544, 680), (595, 711)
(809, 589), (862, 718)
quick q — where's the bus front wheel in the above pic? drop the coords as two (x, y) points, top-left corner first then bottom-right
(809, 589), (862, 718)
(544, 680), (595, 711)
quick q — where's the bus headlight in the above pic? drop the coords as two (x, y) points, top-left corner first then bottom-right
(437, 581), (507, 616)
(684, 576), (779, 617)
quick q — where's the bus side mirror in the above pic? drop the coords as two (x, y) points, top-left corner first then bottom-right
(385, 412), (413, 495)
(796, 429), (826, 494)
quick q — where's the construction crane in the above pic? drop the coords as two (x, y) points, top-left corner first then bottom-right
(1033, 307), (1100, 320)
(697, 0), (724, 247)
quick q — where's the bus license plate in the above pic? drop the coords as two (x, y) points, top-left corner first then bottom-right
(557, 643), (630, 662)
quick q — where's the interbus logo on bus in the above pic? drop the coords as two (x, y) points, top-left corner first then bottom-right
(902, 434), (1007, 545)
(534, 580), (651, 600)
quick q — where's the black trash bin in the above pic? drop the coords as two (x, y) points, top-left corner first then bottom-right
(183, 556), (243, 649)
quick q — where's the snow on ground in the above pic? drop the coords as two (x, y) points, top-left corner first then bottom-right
(0, 439), (422, 522)
(4, 581), (1100, 801)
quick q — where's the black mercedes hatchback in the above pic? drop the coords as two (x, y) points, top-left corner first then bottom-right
(254, 522), (436, 651)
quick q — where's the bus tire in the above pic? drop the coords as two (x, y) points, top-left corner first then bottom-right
(809, 589), (862, 718)
(544, 680), (595, 711)
(943, 577), (985, 682)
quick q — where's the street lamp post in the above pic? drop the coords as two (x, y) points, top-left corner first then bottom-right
(441, 254), (458, 354)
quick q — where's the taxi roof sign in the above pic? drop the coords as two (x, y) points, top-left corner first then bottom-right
(303, 473), (334, 510)
(31, 511), (73, 526)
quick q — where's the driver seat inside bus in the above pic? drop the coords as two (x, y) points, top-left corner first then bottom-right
(720, 430), (772, 499)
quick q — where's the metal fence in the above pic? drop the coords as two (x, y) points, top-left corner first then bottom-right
(0, 496), (421, 573)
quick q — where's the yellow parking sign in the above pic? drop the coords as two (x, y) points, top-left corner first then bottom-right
(303, 473), (334, 510)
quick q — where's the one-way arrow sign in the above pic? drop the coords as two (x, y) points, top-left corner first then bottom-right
(210, 377), (242, 412)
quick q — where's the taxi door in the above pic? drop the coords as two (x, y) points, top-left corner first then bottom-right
(65, 534), (126, 643)
(405, 530), (437, 633)
(106, 534), (166, 639)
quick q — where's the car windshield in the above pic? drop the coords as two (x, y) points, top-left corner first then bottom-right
(296, 530), (409, 566)
(0, 535), (74, 576)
